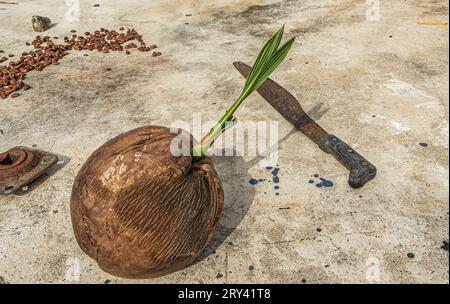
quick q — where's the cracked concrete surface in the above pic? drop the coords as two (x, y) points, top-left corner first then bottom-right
(0, 0), (448, 283)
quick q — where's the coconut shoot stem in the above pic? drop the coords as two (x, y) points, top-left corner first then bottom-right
(191, 26), (295, 161)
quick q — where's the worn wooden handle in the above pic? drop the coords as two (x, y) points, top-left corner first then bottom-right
(319, 134), (376, 188)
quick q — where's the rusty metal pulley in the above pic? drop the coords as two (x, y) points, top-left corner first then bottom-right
(0, 146), (58, 194)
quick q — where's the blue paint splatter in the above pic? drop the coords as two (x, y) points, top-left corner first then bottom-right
(271, 168), (280, 176)
(322, 180), (333, 187)
(419, 142), (428, 147)
(441, 241), (449, 252)
(309, 174), (334, 188)
(249, 165), (281, 194)
(319, 177), (334, 187)
(249, 179), (258, 185)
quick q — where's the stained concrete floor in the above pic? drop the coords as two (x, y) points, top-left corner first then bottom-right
(0, 0), (448, 284)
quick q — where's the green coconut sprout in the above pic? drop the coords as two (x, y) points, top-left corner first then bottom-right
(191, 26), (295, 160)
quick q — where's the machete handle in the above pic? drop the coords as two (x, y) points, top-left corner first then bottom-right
(319, 134), (376, 188)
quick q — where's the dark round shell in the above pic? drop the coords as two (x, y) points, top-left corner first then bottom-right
(70, 126), (224, 278)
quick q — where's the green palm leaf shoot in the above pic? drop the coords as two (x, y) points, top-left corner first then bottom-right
(192, 26), (295, 160)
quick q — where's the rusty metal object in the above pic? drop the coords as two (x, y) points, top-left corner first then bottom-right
(233, 61), (376, 188)
(0, 146), (58, 194)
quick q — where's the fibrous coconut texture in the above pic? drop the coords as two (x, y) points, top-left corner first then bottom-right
(70, 126), (224, 278)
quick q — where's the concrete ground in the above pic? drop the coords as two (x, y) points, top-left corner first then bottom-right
(0, 0), (448, 284)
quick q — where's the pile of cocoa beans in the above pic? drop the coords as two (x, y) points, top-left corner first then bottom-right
(0, 27), (161, 99)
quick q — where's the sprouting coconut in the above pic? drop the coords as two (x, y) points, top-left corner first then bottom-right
(70, 26), (295, 278)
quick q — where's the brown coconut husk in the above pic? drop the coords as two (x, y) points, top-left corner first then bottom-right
(70, 126), (224, 278)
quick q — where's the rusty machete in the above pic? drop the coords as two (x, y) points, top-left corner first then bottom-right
(233, 61), (376, 188)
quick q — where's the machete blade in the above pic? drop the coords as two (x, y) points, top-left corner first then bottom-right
(233, 61), (327, 144)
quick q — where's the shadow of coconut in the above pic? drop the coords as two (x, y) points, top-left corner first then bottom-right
(195, 152), (257, 262)
(194, 127), (298, 264)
